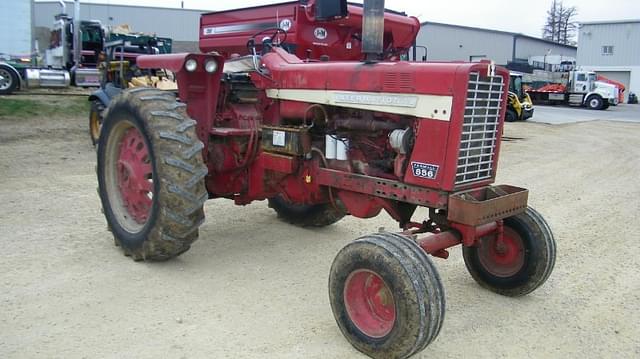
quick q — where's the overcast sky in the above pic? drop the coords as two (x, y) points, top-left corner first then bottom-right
(47, 0), (640, 38)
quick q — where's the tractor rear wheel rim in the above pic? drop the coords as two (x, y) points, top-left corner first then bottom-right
(478, 227), (525, 277)
(0, 69), (12, 90)
(90, 110), (101, 141)
(117, 127), (153, 224)
(344, 269), (396, 338)
(104, 121), (153, 232)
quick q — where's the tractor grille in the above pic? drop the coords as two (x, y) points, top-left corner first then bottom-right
(455, 72), (504, 185)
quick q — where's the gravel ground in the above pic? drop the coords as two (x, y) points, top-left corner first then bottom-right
(1, 95), (639, 358)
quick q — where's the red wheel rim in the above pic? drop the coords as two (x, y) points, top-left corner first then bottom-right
(116, 127), (153, 224)
(344, 269), (396, 338)
(478, 227), (525, 277)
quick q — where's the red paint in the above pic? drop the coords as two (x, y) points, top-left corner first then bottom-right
(199, 1), (419, 61)
(477, 227), (525, 277)
(344, 269), (396, 338)
(117, 127), (153, 224)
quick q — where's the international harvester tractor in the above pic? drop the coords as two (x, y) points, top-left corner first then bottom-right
(96, 1), (556, 358)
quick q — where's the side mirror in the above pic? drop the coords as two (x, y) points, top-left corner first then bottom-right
(315, 0), (348, 20)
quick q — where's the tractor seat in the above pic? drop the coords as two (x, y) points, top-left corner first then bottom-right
(223, 55), (258, 74)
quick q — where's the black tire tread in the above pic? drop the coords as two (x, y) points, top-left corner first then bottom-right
(329, 232), (445, 359)
(98, 88), (207, 261)
(268, 195), (345, 227)
(462, 207), (556, 297)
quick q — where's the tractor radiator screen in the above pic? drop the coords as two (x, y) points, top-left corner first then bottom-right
(455, 72), (504, 185)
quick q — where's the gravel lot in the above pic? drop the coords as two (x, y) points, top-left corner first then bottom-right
(1, 95), (639, 358)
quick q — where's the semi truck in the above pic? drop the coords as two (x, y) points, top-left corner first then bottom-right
(0, 0), (172, 95)
(527, 69), (619, 110)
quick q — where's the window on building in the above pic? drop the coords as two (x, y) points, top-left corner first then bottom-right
(602, 45), (614, 56)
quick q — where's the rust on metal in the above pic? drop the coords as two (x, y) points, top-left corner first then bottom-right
(447, 185), (528, 226)
(316, 168), (449, 208)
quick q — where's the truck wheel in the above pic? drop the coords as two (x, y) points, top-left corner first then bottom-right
(505, 109), (518, 122)
(0, 65), (19, 95)
(89, 100), (105, 146)
(329, 232), (445, 359)
(97, 88), (208, 261)
(268, 195), (345, 227)
(587, 95), (604, 110)
(462, 207), (556, 297)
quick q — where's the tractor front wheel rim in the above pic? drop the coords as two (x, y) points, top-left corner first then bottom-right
(478, 227), (525, 277)
(344, 269), (396, 338)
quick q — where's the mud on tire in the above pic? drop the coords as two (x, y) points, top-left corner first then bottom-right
(268, 195), (345, 227)
(329, 232), (445, 359)
(97, 88), (208, 261)
(462, 207), (556, 297)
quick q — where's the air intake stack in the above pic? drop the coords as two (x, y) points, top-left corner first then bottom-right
(362, 0), (385, 62)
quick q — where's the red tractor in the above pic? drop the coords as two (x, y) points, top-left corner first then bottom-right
(96, 1), (556, 358)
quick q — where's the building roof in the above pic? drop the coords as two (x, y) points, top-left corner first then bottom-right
(580, 19), (640, 26)
(420, 21), (577, 50)
(36, 0), (212, 13)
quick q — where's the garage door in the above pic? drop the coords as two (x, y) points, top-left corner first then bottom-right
(597, 71), (631, 103)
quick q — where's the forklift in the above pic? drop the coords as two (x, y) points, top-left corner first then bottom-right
(506, 72), (534, 121)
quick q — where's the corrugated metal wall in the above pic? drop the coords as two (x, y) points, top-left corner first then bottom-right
(416, 23), (513, 64)
(514, 37), (577, 62)
(34, 1), (206, 45)
(577, 22), (640, 66)
(0, 0), (32, 55)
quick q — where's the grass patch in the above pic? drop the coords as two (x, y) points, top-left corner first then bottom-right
(0, 96), (89, 119)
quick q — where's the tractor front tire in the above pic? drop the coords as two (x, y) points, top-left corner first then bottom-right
(268, 195), (345, 227)
(97, 88), (208, 261)
(462, 207), (556, 297)
(89, 99), (105, 146)
(505, 108), (518, 122)
(329, 232), (445, 359)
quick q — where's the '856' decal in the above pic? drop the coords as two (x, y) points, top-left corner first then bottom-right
(411, 162), (439, 180)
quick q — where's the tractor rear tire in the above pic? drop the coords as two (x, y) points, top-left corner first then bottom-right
(268, 195), (345, 227)
(462, 207), (556, 297)
(329, 232), (445, 359)
(505, 108), (518, 122)
(89, 99), (105, 146)
(0, 65), (19, 95)
(97, 88), (208, 261)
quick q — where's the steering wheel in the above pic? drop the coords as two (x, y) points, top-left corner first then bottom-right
(247, 28), (288, 55)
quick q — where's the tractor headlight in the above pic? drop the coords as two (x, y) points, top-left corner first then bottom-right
(204, 59), (218, 73)
(185, 59), (198, 72)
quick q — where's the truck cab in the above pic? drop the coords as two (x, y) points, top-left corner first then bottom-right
(569, 70), (618, 109)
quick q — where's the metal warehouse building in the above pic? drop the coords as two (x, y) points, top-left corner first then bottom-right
(34, 1), (208, 52)
(577, 19), (640, 102)
(415, 22), (577, 67)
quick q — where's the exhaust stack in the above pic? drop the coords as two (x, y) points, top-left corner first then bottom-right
(58, 0), (67, 14)
(362, 0), (385, 62)
(73, 0), (81, 67)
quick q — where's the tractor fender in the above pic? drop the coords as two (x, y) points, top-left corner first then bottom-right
(88, 88), (113, 107)
(0, 61), (24, 90)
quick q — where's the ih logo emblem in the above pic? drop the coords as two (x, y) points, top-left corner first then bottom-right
(314, 27), (328, 40)
(279, 19), (292, 32)
(411, 162), (439, 180)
